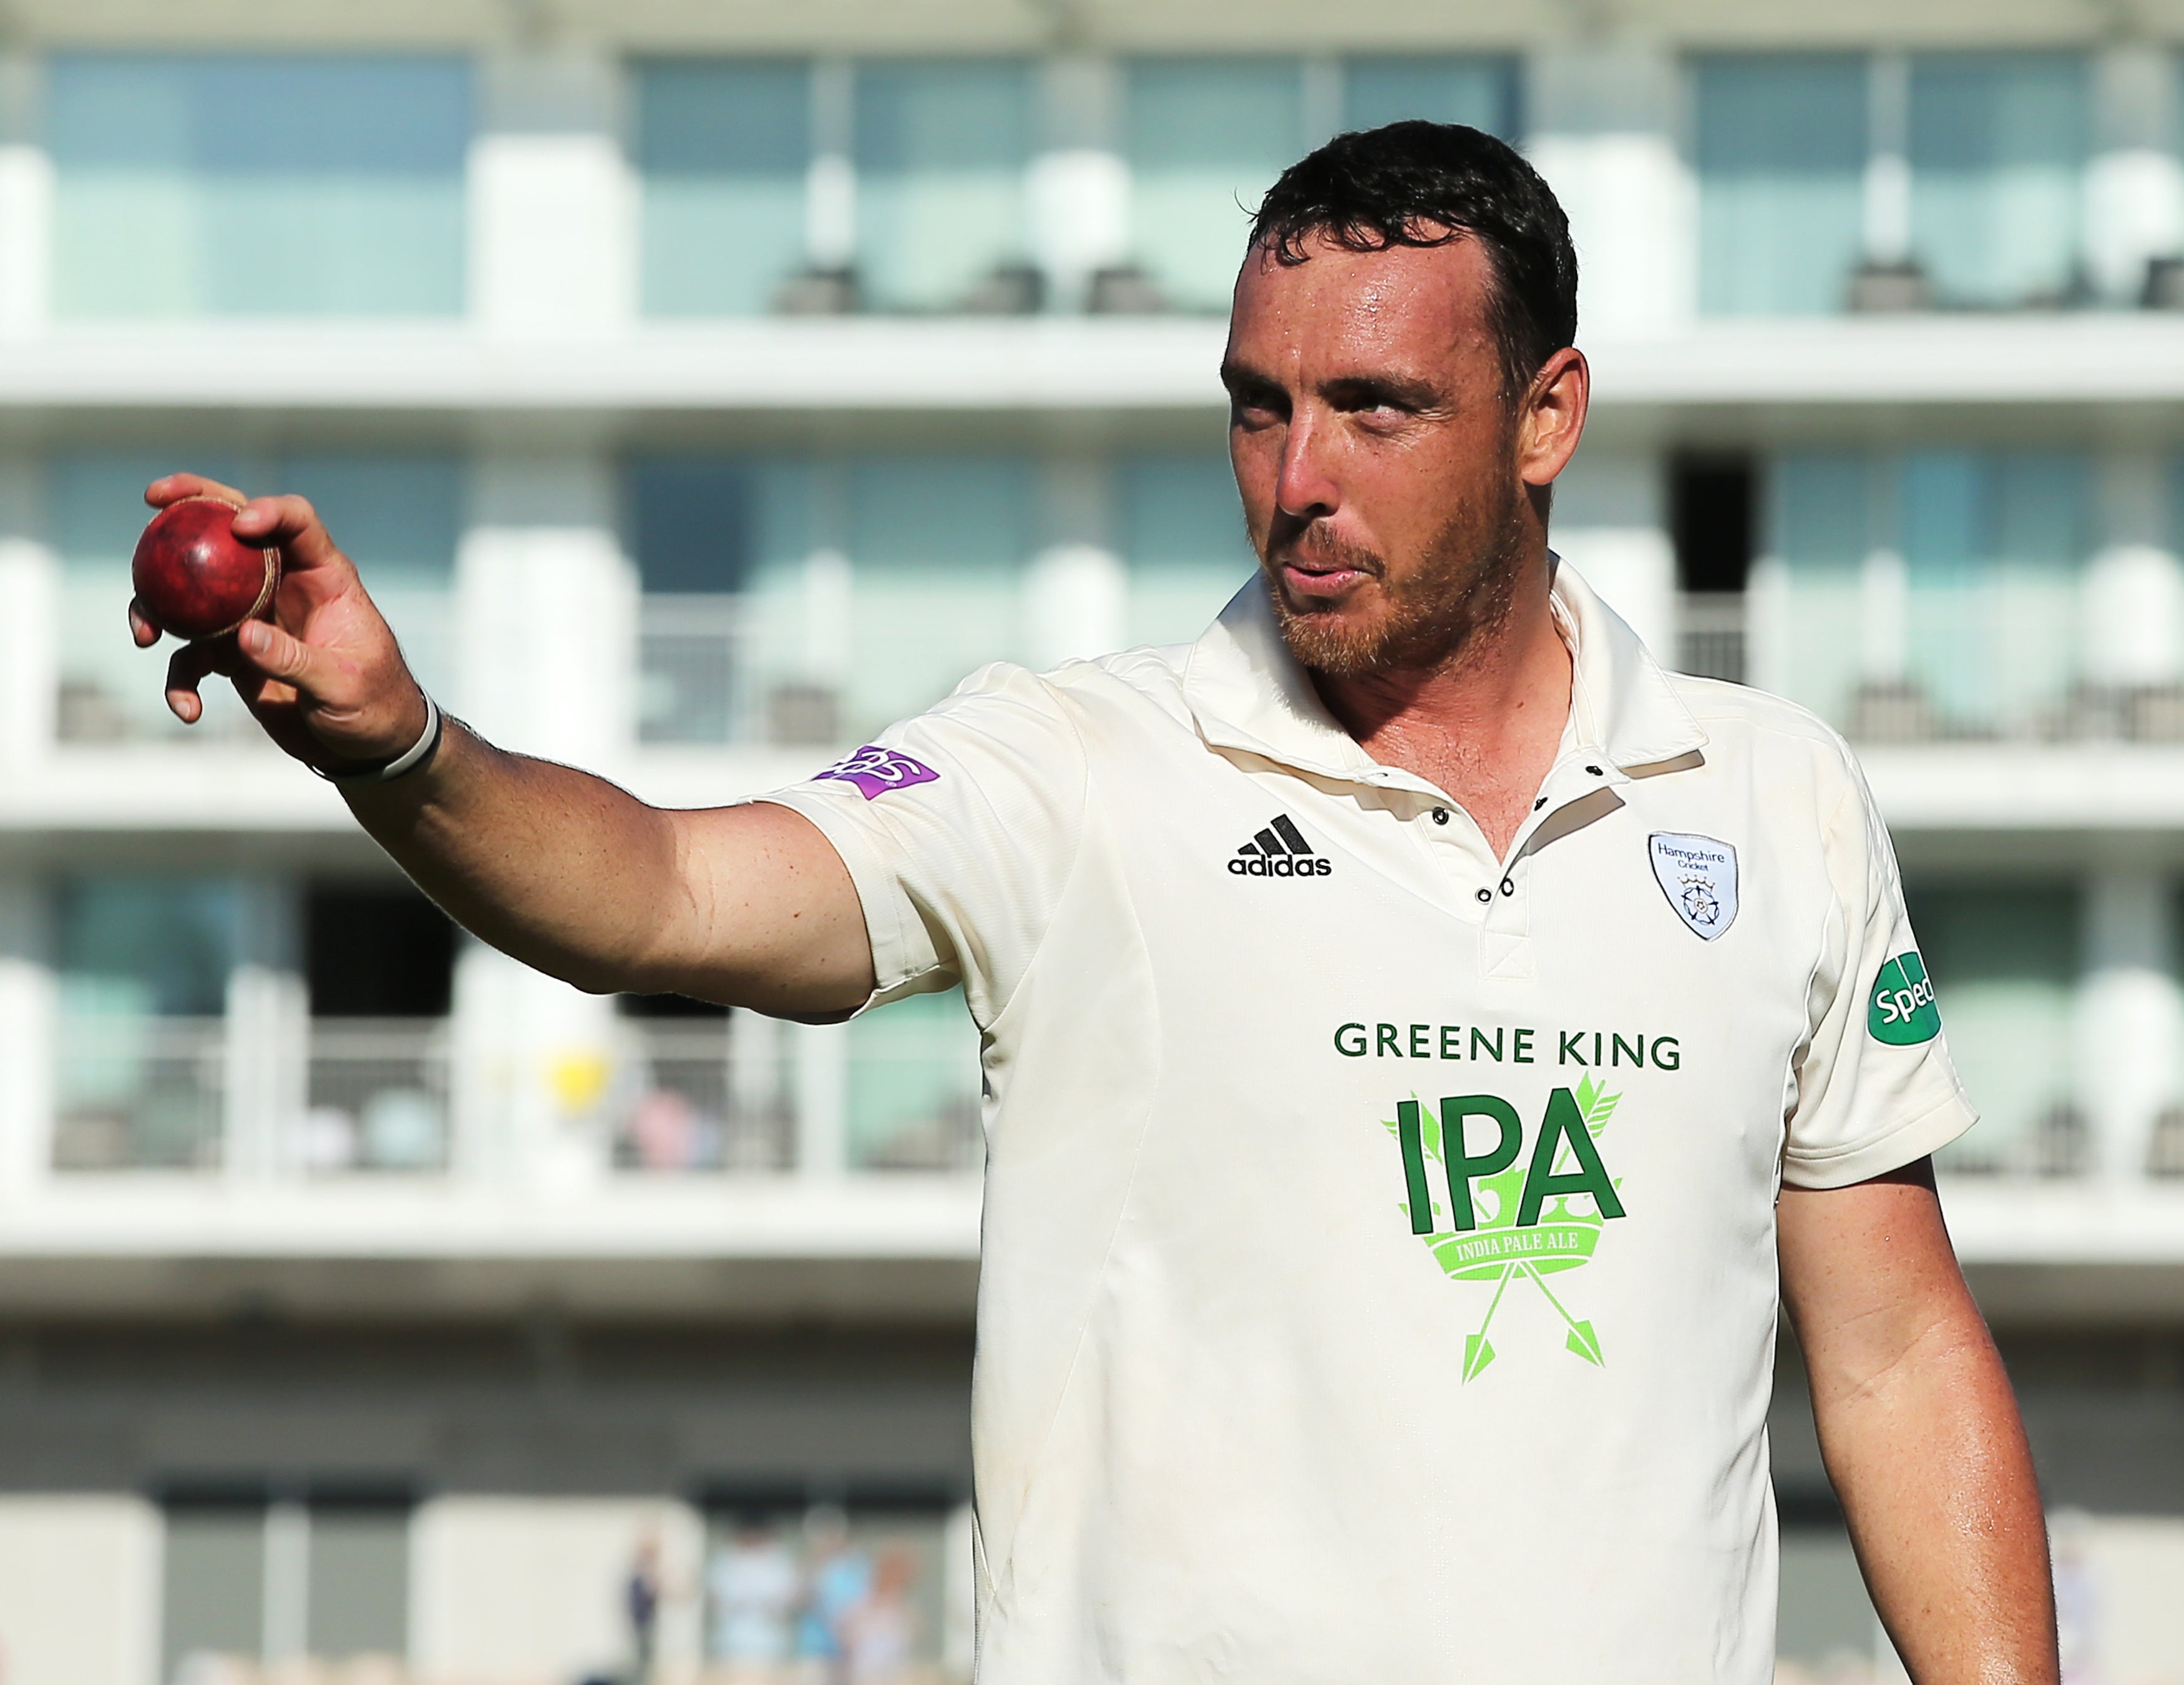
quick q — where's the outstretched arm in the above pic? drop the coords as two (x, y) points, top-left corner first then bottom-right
(1777, 1158), (2057, 1685)
(132, 472), (874, 1019)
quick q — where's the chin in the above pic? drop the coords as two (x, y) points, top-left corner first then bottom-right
(1271, 598), (1393, 676)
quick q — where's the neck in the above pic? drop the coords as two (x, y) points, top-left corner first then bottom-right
(1310, 549), (1572, 768)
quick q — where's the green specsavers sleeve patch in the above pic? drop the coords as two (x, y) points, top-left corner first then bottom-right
(1869, 952), (1941, 1044)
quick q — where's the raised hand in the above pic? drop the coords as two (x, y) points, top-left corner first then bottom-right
(130, 472), (431, 771)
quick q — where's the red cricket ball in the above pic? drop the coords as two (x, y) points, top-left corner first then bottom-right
(130, 496), (281, 642)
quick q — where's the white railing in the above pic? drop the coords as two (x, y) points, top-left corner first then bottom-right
(638, 594), (753, 745)
(613, 1018), (797, 1173)
(298, 1019), (453, 1174)
(52, 1015), (227, 1171)
(638, 593), (846, 747)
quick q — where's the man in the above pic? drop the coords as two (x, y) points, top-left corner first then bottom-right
(136, 124), (2055, 1681)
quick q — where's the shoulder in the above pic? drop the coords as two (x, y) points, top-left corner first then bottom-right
(1665, 672), (1868, 798)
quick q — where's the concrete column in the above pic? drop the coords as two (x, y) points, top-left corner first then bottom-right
(1524, 44), (1694, 334)
(1030, 56), (1129, 314)
(449, 940), (618, 1192)
(2082, 449), (2184, 689)
(1549, 451), (1675, 662)
(446, 452), (633, 1188)
(470, 50), (636, 337)
(796, 1018), (849, 1176)
(457, 451), (637, 764)
(0, 459), (56, 764)
(2076, 866), (2182, 1181)
(0, 879), (54, 1201)
(223, 876), (306, 1181)
(0, 54), (51, 339)
(1026, 456), (1126, 668)
(2085, 46), (2184, 306)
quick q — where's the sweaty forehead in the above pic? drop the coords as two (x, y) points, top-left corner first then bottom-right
(1227, 233), (1499, 379)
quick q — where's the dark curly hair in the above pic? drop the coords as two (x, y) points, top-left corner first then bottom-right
(1250, 120), (1579, 404)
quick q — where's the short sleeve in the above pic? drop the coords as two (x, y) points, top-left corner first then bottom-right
(753, 663), (1088, 1027)
(1781, 755), (1977, 1189)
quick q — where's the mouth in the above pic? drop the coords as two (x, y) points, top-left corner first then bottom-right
(1277, 557), (1375, 602)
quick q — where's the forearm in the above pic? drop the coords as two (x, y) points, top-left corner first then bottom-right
(339, 719), (689, 994)
(1812, 1316), (2053, 1683)
(340, 721), (873, 1016)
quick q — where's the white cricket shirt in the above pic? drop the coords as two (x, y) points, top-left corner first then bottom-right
(762, 563), (1976, 1684)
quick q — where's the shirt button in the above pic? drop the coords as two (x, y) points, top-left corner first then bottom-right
(1585, 764), (1604, 777)
(1431, 808), (1450, 825)
(1533, 798), (1546, 811)
(1500, 876), (1515, 897)
(1475, 887), (1492, 904)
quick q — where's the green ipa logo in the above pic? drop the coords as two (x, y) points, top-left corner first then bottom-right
(1385, 1078), (1626, 1382)
(1868, 952), (1941, 1045)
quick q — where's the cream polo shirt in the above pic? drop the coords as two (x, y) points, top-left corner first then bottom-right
(761, 563), (1976, 1685)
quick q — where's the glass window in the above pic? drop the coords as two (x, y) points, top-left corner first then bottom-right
(626, 456), (817, 744)
(1694, 56), (1868, 316)
(856, 62), (1032, 311)
(54, 876), (238, 1171)
(844, 455), (1030, 735)
(1126, 61), (1305, 313)
(58, 877), (236, 1024)
(1909, 883), (2080, 1171)
(162, 1498), (411, 1680)
(1766, 454), (1872, 726)
(847, 988), (982, 1170)
(1909, 53), (2087, 307)
(1120, 454), (1254, 646)
(163, 1502), (265, 1682)
(1343, 57), (1519, 136)
(1900, 450), (2085, 733)
(304, 1501), (410, 1659)
(49, 54), (468, 318)
(639, 62), (811, 317)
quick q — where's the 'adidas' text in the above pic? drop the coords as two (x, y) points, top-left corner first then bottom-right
(1231, 814), (1333, 878)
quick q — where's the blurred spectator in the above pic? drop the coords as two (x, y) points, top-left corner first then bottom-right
(708, 1519), (801, 1668)
(628, 1087), (703, 1171)
(798, 1508), (873, 1682)
(839, 1545), (919, 1684)
(625, 1528), (664, 1683)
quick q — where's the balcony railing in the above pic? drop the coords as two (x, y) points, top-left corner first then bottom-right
(613, 1018), (796, 1173)
(53, 1015), (225, 1171)
(299, 1019), (453, 1174)
(638, 593), (844, 747)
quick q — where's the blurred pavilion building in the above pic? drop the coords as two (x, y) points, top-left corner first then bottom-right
(1, 0), (2183, 1680)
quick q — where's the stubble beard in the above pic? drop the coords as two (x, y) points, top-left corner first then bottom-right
(1264, 479), (1531, 681)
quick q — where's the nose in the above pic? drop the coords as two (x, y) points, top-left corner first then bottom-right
(1275, 408), (1341, 522)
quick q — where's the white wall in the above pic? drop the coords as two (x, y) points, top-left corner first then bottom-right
(0, 1496), (160, 1685)
(411, 1497), (704, 1685)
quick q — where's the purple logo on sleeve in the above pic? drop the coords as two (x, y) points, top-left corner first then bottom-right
(815, 745), (941, 800)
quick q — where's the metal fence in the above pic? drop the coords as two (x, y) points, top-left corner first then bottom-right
(52, 1015), (226, 1170)
(300, 1019), (454, 1173)
(614, 1018), (797, 1172)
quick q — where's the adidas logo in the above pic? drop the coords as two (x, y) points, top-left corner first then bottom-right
(1229, 813), (1333, 878)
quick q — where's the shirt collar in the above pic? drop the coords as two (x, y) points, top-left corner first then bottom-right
(1179, 557), (1708, 790)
